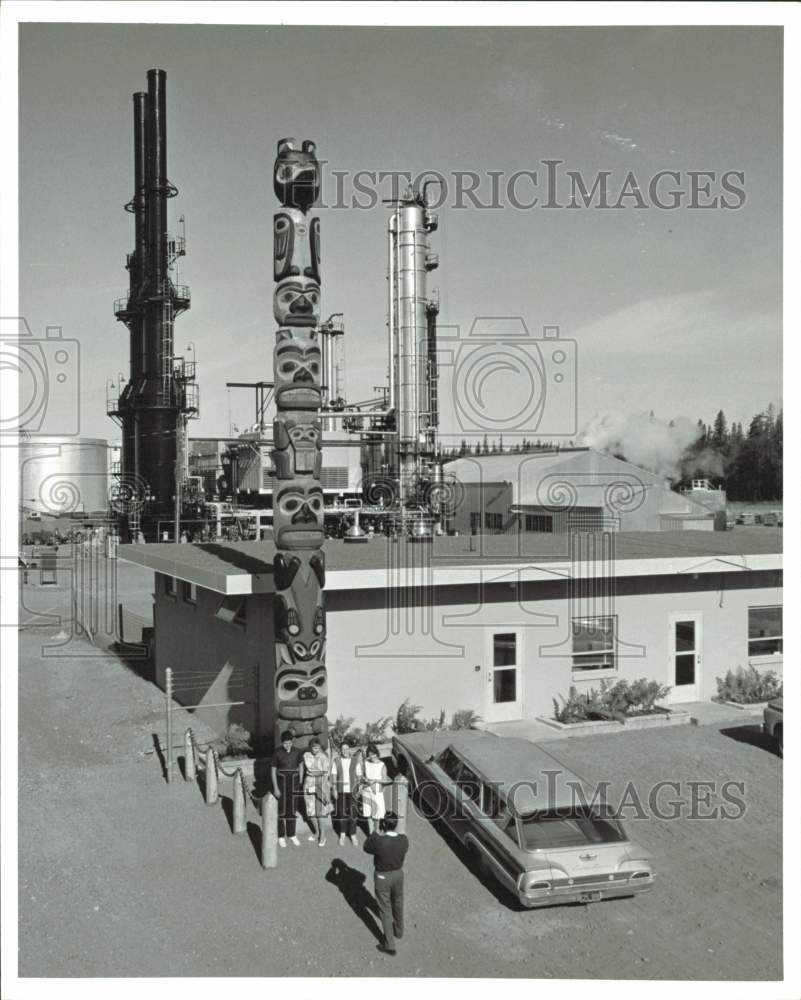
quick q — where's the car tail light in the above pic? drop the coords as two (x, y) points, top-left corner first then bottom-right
(629, 871), (651, 880)
(519, 873), (552, 894)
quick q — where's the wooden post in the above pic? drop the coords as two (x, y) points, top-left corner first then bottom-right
(205, 747), (218, 805)
(261, 793), (278, 869)
(165, 667), (173, 784)
(393, 774), (409, 834)
(233, 769), (246, 834)
(184, 729), (196, 782)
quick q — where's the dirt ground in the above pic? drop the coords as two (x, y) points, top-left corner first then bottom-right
(16, 557), (783, 980)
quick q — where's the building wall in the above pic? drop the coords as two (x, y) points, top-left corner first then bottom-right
(322, 570), (782, 723)
(153, 572), (276, 739)
(151, 567), (781, 739)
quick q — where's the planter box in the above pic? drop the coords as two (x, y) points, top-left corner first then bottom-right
(715, 699), (772, 713)
(535, 710), (691, 736)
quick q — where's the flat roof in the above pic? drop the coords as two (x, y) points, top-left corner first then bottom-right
(118, 529), (782, 595)
(397, 730), (589, 813)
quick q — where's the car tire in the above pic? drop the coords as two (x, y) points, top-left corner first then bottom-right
(775, 725), (783, 759)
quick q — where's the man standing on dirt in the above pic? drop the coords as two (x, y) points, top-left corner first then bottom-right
(363, 811), (409, 956)
(271, 730), (304, 847)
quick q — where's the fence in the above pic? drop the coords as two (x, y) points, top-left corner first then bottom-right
(163, 666), (255, 784)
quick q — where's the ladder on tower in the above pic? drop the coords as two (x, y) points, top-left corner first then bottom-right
(161, 294), (173, 407)
(128, 506), (141, 541)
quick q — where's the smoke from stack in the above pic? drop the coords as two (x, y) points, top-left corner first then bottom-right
(578, 410), (706, 481)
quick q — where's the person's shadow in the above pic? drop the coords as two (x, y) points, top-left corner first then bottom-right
(325, 859), (382, 943)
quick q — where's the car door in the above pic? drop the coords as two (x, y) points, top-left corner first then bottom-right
(461, 781), (524, 895)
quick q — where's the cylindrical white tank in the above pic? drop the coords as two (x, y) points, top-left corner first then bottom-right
(20, 437), (111, 514)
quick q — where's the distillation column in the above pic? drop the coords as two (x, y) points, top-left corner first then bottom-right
(390, 192), (439, 506)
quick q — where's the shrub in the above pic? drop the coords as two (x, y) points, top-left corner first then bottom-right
(716, 665), (782, 704)
(553, 685), (607, 724)
(329, 715), (355, 750)
(364, 716), (393, 744)
(451, 709), (483, 730)
(552, 678), (672, 724)
(423, 709), (447, 732)
(395, 698), (425, 734)
(209, 723), (252, 759)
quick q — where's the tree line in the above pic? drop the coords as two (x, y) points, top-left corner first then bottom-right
(440, 405), (782, 502)
(679, 405), (782, 502)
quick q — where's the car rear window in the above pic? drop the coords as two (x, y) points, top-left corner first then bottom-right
(519, 809), (627, 850)
(436, 747), (463, 781)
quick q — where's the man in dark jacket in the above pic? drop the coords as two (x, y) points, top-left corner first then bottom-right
(363, 810), (409, 956)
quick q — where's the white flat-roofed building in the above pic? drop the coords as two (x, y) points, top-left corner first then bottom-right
(119, 529), (782, 743)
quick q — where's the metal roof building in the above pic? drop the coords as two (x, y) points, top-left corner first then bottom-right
(443, 448), (717, 534)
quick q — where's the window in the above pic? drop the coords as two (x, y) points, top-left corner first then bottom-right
(518, 809), (627, 851)
(436, 747), (463, 782)
(492, 632), (518, 703)
(456, 764), (482, 806)
(493, 633), (516, 666)
(503, 816), (520, 849)
(215, 595), (247, 628)
(524, 513), (552, 533)
(748, 606), (782, 657)
(181, 580), (197, 605)
(164, 575), (177, 598)
(470, 512), (481, 534)
(572, 616), (616, 673)
(484, 512), (503, 532)
(482, 782), (504, 819)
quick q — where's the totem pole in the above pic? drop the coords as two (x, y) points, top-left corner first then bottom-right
(271, 138), (328, 750)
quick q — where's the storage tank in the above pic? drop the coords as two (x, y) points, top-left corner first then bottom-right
(20, 437), (111, 514)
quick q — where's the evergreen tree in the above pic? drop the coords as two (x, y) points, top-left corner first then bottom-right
(711, 410), (728, 451)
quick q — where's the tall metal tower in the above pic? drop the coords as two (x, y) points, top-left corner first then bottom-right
(108, 69), (197, 540)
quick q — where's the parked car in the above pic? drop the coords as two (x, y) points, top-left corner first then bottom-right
(762, 697), (783, 758)
(392, 730), (654, 909)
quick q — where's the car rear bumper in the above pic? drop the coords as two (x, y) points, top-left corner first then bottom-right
(518, 877), (655, 909)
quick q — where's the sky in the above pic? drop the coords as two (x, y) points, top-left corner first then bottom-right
(18, 23), (782, 445)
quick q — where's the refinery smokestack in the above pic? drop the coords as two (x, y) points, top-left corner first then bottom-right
(109, 69), (196, 541)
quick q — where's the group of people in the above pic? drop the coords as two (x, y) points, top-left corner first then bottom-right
(270, 730), (390, 848)
(270, 730), (409, 956)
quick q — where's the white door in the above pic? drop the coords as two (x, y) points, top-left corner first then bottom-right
(667, 614), (702, 703)
(485, 630), (523, 722)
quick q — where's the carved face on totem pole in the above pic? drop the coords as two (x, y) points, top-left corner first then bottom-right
(275, 655), (328, 722)
(274, 329), (322, 409)
(274, 209), (320, 284)
(274, 277), (320, 327)
(273, 480), (324, 549)
(272, 413), (322, 478)
(274, 594), (325, 662)
(274, 138), (320, 211)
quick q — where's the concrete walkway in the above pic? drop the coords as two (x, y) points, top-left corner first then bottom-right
(485, 699), (764, 743)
